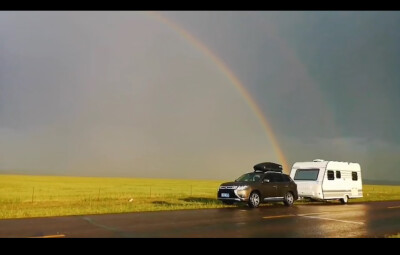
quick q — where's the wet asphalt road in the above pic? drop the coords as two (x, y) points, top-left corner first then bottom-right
(0, 200), (399, 238)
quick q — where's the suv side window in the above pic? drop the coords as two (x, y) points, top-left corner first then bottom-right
(270, 173), (283, 182)
(281, 174), (291, 183)
(264, 173), (274, 182)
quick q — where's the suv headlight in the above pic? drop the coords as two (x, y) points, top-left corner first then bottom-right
(236, 185), (249, 191)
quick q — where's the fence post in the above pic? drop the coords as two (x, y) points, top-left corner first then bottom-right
(31, 187), (35, 203)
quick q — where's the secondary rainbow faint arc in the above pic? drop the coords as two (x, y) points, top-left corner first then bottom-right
(148, 12), (289, 172)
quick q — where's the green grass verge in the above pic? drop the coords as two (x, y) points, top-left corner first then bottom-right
(0, 175), (225, 219)
(355, 185), (400, 202)
(0, 174), (399, 219)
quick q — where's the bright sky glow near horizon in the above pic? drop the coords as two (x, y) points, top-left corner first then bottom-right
(0, 11), (399, 182)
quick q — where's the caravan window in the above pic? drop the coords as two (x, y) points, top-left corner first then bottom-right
(352, 172), (358, 181)
(294, 169), (319, 181)
(327, 170), (334, 180)
(336, 171), (341, 179)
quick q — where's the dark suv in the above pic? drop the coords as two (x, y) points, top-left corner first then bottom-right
(217, 162), (298, 208)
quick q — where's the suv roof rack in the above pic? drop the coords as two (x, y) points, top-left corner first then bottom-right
(253, 162), (283, 173)
(255, 170), (284, 174)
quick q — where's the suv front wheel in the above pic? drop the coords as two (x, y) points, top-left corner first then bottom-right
(248, 191), (260, 208)
(283, 192), (294, 207)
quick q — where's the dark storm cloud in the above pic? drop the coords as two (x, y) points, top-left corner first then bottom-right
(0, 11), (276, 179)
(160, 11), (400, 181)
(162, 11), (400, 142)
(1, 11), (399, 181)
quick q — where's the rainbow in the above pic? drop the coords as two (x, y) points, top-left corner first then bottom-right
(147, 11), (289, 172)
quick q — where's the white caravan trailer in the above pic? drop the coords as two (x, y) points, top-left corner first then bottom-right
(289, 159), (363, 204)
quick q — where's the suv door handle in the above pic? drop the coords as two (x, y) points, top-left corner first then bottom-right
(272, 185), (277, 188)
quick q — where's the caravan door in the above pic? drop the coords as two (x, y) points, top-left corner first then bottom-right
(292, 168), (322, 199)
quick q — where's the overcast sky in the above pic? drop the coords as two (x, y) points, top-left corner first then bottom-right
(0, 11), (399, 181)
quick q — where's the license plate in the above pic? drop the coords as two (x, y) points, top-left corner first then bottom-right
(221, 193), (229, 198)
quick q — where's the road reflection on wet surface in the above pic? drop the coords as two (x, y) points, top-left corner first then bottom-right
(0, 200), (399, 237)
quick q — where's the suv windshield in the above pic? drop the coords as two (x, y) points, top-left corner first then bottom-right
(235, 172), (263, 182)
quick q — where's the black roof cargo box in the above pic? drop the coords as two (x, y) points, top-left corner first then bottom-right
(253, 162), (283, 173)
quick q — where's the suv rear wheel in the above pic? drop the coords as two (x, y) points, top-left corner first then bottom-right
(248, 191), (260, 208)
(283, 192), (294, 206)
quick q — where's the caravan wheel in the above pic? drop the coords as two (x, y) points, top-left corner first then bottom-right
(340, 195), (349, 204)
